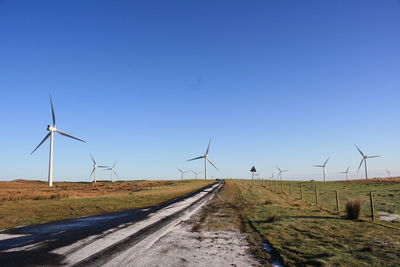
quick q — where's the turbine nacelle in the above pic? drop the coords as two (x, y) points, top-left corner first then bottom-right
(47, 125), (57, 132)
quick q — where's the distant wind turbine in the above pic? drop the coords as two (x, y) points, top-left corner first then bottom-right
(191, 170), (202, 179)
(276, 166), (288, 181)
(177, 168), (190, 180)
(313, 157), (329, 182)
(187, 139), (219, 180)
(340, 166), (350, 180)
(386, 169), (391, 178)
(31, 95), (86, 187)
(355, 145), (380, 179)
(105, 161), (118, 182)
(89, 154), (108, 183)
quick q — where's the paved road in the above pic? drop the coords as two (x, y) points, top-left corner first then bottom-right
(0, 181), (222, 266)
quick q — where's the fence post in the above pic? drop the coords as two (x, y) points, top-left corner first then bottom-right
(280, 180), (283, 194)
(315, 187), (319, 205)
(336, 189), (340, 214)
(300, 184), (303, 200)
(370, 192), (375, 222)
(289, 183), (292, 196)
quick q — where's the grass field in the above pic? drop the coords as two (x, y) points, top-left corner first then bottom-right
(0, 179), (214, 230)
(231, 179), (400, 266)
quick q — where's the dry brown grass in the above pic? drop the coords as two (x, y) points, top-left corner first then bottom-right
(0, 179), (213, 229)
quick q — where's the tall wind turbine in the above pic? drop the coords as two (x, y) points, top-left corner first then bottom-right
(187, 139), (219, 180)
(355, 145), (380, 179)
(177, 168), (190, 180)
(31, 95), (86, 187)
(313, 157), (329, 182)
(340, 166), (350, 180)
(89, 154), (108, 183)
(105, 161), (118, 182)
(276, 166), (288, 181)
(386, 169), (391, 178)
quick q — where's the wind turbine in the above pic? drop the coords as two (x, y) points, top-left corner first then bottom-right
(276, 166), (288, 181)
(386, 169), (391, 178)
(89, 154), (108, 183)
(177, 168), (190, 180)
(31, 95), (86, 187)
(191, 170), (202, 179)
(340, 166), (350, 180)
(187, 139), (219, 180)
(313, 157), (329, 182)
(355, 145), (380, 179)
(105, 161), (118, 182)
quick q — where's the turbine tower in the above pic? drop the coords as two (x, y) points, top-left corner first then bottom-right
(31, 95), (86, 187)
(177, 168), (190, 180)
(276, 166), (288, 181)
(105, 161), (118, 182)
(313, 157), (329, 182)
(89, 154), (108, 183)
(355, 145), (380, 179)
(340, 166), (350, 180)
(187, 139), (219, 180)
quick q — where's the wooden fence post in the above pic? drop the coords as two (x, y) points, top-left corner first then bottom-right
(289, 183), (292, 196)
(315, 187), (319, 205)
(300, 184), (303, 200)
(280, 180), (283, 194)
(336, 189), (340, 214)
(370, 192), (375, 222)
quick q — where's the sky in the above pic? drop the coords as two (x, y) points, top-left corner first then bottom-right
(0, 0), (400, 181)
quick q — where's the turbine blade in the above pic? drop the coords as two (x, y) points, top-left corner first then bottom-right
(355, 145), (365, 157)
(113, 169), (118, 177)
(56, 130), (86, 143)
(90, 154), (96, 165)
(323, 157), (330, 167)
(313, 165), (323, 167)
(89, 167), (95, 178)
(31, 133), (51, 154)
(207, 158), (220, 172)
(205, 139), (211, 155)
(346, 166), (350, 172)
(113, 161), (117, 168)
(49, 94), (56, 126)
(98, 165), (109, 168)
(357, 159), (364, 173)
(177, 168), (183, 173)
(276, 165), (281, 172)
(187, 156), (204, 161)
(367, 155), (380, 158)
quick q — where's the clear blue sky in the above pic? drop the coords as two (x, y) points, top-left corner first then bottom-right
(1, 0), (399, 181)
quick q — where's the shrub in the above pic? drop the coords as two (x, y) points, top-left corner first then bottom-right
(346, 198), (361, 220)
(265, 200), (273, 205)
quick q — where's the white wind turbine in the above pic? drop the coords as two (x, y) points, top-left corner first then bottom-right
(105, 161), (118, 182)
(187, 139), (219, 180)
(31, 95), (86, 187)
(276, 166), (288, 181)
(386, 169), (391, 178)
(191, 170), (202, 179)
(89, 154), (109, 183)
(355, 145), (380, 179)
(340, 166), (350, 180)
(177, 168), (190, 180)
(313, 157), (329, 182)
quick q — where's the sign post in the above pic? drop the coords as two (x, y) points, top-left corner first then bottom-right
(250, 166), (257, 184)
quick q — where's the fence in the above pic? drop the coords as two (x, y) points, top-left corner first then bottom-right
(257, 178), (400, 223)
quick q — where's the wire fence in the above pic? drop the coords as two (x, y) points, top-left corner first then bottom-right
(253, 178), (400, 224)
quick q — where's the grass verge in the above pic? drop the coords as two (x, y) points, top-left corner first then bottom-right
(0, 179), (213, 230)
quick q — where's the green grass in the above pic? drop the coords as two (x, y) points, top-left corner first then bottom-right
(231, 180), (400, 266)
(0, 179), (214, 230)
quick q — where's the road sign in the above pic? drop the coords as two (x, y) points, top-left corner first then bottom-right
(250, 166), (256, 172)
